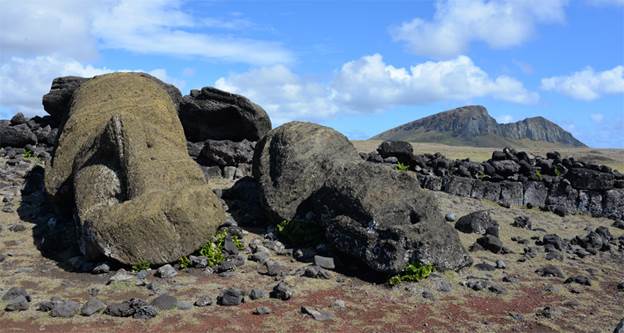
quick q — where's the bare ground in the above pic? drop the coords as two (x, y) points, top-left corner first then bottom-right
(0, 160), (623, 332)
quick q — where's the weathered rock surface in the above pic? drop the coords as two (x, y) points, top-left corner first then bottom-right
(179, 87), (271, 142)
(45, 73), (225, 265)
(254, 122), (472, 274)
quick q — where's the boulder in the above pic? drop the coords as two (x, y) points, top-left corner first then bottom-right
(254, 122), (472, 274)
(546, 181), (578, 216)
(567, 168), (614, 191)
(253, 121), (361, 222)
(0, 123), (37, 148)
(603, 189), (624, 221)
(523, 181), (548, 208)
(198, 139), (254, 167)
(455, 210), (498, 234)
(444, 176), (473, 197)
(499, 181), (523, 207)
(179, 87), (271, 142)
(42, 76), (89, 124)
(45, 73), (225, 265)
(471, 180), (501, 202)
(376, 141), (414, 164)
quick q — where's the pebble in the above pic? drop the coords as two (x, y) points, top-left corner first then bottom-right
(254, 306), (272, 315)
(194, 295), (213, 307)
(50, 300), (80, 318)
(156, 264), (177, 278)
(81, 297), (107, 316)
(270, 281), (293, 300)
(150, 294), (178, 310)
(301, 306), (333, 321)
(445, 213), (456, 222)
(217, 288), (244, 306)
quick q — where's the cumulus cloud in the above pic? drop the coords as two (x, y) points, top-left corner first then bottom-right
(0, 0), (292, 65)
(215, 65), (338, 124)
(390, 0), (568, 57)
(0, 56), (175, 116)
(540, 65), (624, 100)
(215, 54), (537, 124)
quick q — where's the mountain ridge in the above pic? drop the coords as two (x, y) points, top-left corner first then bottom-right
(372, 105), (586, 148)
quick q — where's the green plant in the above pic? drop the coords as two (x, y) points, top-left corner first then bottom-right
(276, 219), (324, 247)
(178, 255), (191, 269)
(534, 169), (543, 181)
(22, 148), (34, 159)
(395, 162), (409, 172)
(197, 228), (243, 267)
(554, 165), (562, 177)
(132, 260), (151, 272)
(388, 262), (435, 286)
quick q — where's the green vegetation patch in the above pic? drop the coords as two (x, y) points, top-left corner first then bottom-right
(198, 228), (244, 267)
(388, 262), (434, 286)
(178, 255), (191, 269)
(131, 260), (151, 272)
(276, 219), (324, 247)
(395, 162), (410, 172)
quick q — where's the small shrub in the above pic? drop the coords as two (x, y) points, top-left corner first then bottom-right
(395, 162), (409, 172)
(22, 148), (34, 159)
(179, 255), (191, 269)
(388, 262), (434, 286)
(536, 169), (543, 180)
(554, 166), (562, 177)
(132, 260), (151, 272)
(197, 228), (243, 267)
(276, 219), (324, 247)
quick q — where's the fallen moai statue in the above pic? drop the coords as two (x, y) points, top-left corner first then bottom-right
(45, 72), (225, 265)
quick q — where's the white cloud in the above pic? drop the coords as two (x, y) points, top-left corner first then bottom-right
(332, 54), (538, 110)
(0, 56), (176, 116)
(540, 66), (624, 100)
(91, 0), (292, 65)
(0, 0), (292, 66)
(215, 65), (338, 125)
(215, 54), (537, 124)
(496, 114), (514, 123)
(590, 113), (605, 123)
(390, 0), (568, 57)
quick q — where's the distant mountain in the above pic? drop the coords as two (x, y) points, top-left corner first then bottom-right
(372, 105), (586, 148)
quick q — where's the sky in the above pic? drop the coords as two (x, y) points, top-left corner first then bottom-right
(0, 0), (623, 147)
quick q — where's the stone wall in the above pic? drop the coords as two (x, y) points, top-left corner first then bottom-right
(363, 142), (624, 221)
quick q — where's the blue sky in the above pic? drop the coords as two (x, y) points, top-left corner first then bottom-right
(1, 0), (623, 147)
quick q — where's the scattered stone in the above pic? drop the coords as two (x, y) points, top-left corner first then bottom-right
(536, 265), (565, 278)
(488, 284), (506, 294)
(465, 279), (488, 291)
(313, 255), (335, 270)
(512, 216), (532, 229)
(254, 306), (272, 315)
(105, 298), (147, 317)
(150, 294), (178, 311)
(194, 295), (213, 307)
(270, 281), (293, 301)
(617, 282), (624, 291)
(445, 213), (456, 222)
(37, 297), (63, 312)
(260, 260), (288, 277)
(476, 235), (504, 253)
(81, 297), (107, 316)
(455, 210), (498, 234)
(156, 264), (177, 279)
(2, 287), (31, 302)
(8, 224), (26, 232)
(108, 269), (134, 284)
(475, 262), (496, 271)
(614, 319), (624, 333)
(536, 306), (556, 319)
(495, 260), (506, 269)
(5, 296), (29, 311)
(92, 263), (110, 274)
(50, 300), (80, 318)
(301, 306), (334, 321)
(304, 265), (332, 279)
(564, 275), (592, 286)
(332, 299), (346, 309)
(217, 288), (244, 306)
(613, 220), (624, 230)
(422, 290), (435, 299)
(133, 305), (158, 319)
(249, 289), (267, 300)
(176, 301), (193, 310)
(190, 255), (208, 269)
